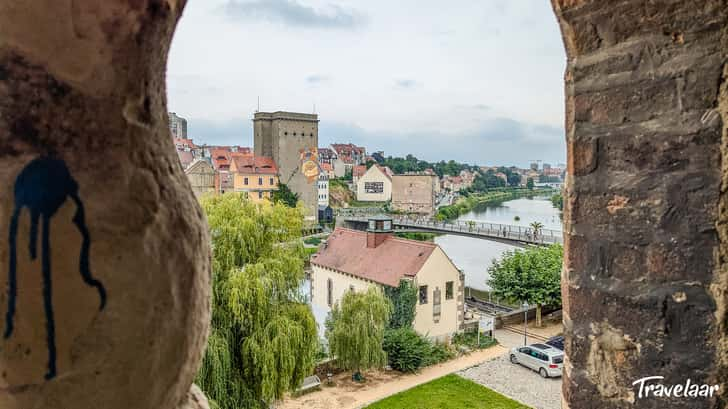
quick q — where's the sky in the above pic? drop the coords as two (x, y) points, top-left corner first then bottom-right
(167, 0), (567, 167)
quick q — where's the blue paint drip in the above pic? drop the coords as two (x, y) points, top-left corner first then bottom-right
(4, 157), (106, 380)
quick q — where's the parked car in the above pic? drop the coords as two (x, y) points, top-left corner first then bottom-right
(546, 335), (564, 351)
(509, 343), (563, 378)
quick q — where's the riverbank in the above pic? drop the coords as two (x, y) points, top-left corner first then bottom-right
(436, 188), (555, 221)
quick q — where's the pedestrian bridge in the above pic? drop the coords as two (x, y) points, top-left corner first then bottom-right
(342, 216), (563, 246)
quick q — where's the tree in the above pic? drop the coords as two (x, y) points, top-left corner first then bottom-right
(325, 287), (392, 377)
(487, 244), (562, 327)
(196, 194), (318, 409)
(272, 183), (299, 208)
(526, 177), (535, 190)
(384, 280), (418, 329)
(529, 221), (544, 240)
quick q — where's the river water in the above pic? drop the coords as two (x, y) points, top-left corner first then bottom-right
(435, 195), (562, 291)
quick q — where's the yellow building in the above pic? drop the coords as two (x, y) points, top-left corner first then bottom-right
(230, 155), (279, 203)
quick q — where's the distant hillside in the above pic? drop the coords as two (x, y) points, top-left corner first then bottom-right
(329, 179), (354, 208)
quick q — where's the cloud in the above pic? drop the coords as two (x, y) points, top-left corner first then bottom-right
(395, 79), (419, 90)
(306, 74), (330, 85)
(221, 0), (366, 29)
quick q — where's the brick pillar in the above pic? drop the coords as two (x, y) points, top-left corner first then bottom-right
(0, 1), (210, 409)
(552, 1), (727, 408)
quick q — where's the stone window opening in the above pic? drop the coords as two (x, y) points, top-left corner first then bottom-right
(419, 285), (428, 305)
(445, 281), (453, 300)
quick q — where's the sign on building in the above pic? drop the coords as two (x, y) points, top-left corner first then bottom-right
(479, 316), (494, 333)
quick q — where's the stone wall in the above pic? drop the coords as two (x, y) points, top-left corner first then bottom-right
(553, 0), (727, 407)
(0, 1), (210, 408)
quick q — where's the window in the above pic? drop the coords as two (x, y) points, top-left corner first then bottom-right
(419, 285), (428, 304)
(365, 182), (384, 193)
(433, 287), (441, 322)
(284, 132), (288, 135)
(258, 191), (263, 199)
(244, 177), (248, 185)
(258, 177), (263, 185)
(446, 281), (454, 300)
(327, 279), (333, 307)
(269, 177), (274, 185)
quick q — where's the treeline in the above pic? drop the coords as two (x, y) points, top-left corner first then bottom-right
(437, 188), (552, 221)
(374, 154), (475, 177)
(467, 167), (521, 191)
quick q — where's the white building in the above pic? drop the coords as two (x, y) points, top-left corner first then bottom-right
(318, 172), (329, 206)
(356, 165), (393, 202)
(311, 216), (464, 340)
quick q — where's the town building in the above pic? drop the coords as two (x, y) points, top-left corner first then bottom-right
(392, 173), (439, 216)
(318, 205), (334, 224)
(356, 164), (393, 202)
(311, 216), (464, 340)
(176, 150), (194, 169)
(185, 159), (216, 198)
(330, 143), (366, 166)
(318, 172), (329, 206)
(318, 147), (337, 164)
(229, 155), (279, 203)
(168, 112), (188, 139)
(253, 111), (319, 222)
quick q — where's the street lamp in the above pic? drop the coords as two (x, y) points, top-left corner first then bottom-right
(522, 301), (529, 345)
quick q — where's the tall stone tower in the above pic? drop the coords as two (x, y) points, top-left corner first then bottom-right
(253, 111), (319, 222)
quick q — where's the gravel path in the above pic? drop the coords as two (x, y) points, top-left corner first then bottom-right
(458, 355), (562, 409)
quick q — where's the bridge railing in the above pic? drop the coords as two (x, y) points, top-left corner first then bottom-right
(344, 216), (563, 245)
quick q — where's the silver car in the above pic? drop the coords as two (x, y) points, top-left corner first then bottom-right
(509, 343), (563, 378)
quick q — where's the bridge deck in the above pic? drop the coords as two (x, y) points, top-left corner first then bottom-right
(344, 217), (563, 245)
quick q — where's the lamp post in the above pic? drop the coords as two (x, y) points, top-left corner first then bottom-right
(522, 301), (529, 345)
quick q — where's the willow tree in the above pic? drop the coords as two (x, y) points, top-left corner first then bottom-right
(325, 287), (391, 378)
(196, 194), (317, 409)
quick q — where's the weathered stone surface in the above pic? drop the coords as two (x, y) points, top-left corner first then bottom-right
(553, 0), (727, 408)
(0, 1), (211, 409)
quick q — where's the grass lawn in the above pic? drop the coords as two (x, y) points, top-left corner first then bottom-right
(366, 374), (529, 409)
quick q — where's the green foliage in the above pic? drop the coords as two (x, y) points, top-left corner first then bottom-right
(526, 177), (535, 190)
(384, 280), (418, 329)
(196, 194), (318, 409)
(379, 154), (473, 177)
(325, 287), (392, 372)
(394, 232), (437, 242)
(452, 332), (498, 350)
(436, 189), (528, 221)
(551, 193), (563, 211)
(382, 328), (430, 372)
(303, 236), (322, 246)
(487, 244), (563, 308)
(382, 328), (454, 372)
(272, 183), (299, 208)
(366, 374), (529, 409)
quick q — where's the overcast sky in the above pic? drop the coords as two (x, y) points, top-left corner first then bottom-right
(167, 0), (567, 167)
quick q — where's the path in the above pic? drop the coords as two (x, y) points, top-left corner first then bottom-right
(277, 346), (506, 409)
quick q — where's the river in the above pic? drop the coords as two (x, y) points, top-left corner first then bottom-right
(434, 195), (562, 291)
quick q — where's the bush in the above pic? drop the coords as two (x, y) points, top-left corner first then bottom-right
(423, 342), (455, 366)
(383, 328), (430, 373)
(452, 332), (498, 350)
(303, 236), (322, 246)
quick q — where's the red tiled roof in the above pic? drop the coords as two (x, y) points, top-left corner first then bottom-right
(311, 228), (436, 287)
(353, 165), (367, 177)
(376, 165), (393, 180)
(231, 155), (278, 175)
(177, 150), (194, 168)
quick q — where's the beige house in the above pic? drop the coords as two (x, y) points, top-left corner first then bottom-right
(391, 173), (439, 216)
(356, 165), (393, 202)
(185, 159), (216, 198)
(310, 216), (464, 340)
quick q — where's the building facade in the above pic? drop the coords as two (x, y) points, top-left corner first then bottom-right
(391, 174), (439, 216)
(230, 155), (279, 203)
(185, 159), (216, 198)
(356, 165), (393, 202)
(310, 217), (464, 340)
(253, 111), (319, 221)
(318, 172), (329, 206)
(168, 112), (188, 139)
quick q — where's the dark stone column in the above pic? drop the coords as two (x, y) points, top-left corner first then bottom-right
(552, 1), (727, 408)
(0, 1), (210, 408)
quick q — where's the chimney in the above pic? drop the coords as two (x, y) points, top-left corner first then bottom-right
(366, 216), (393, 248)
